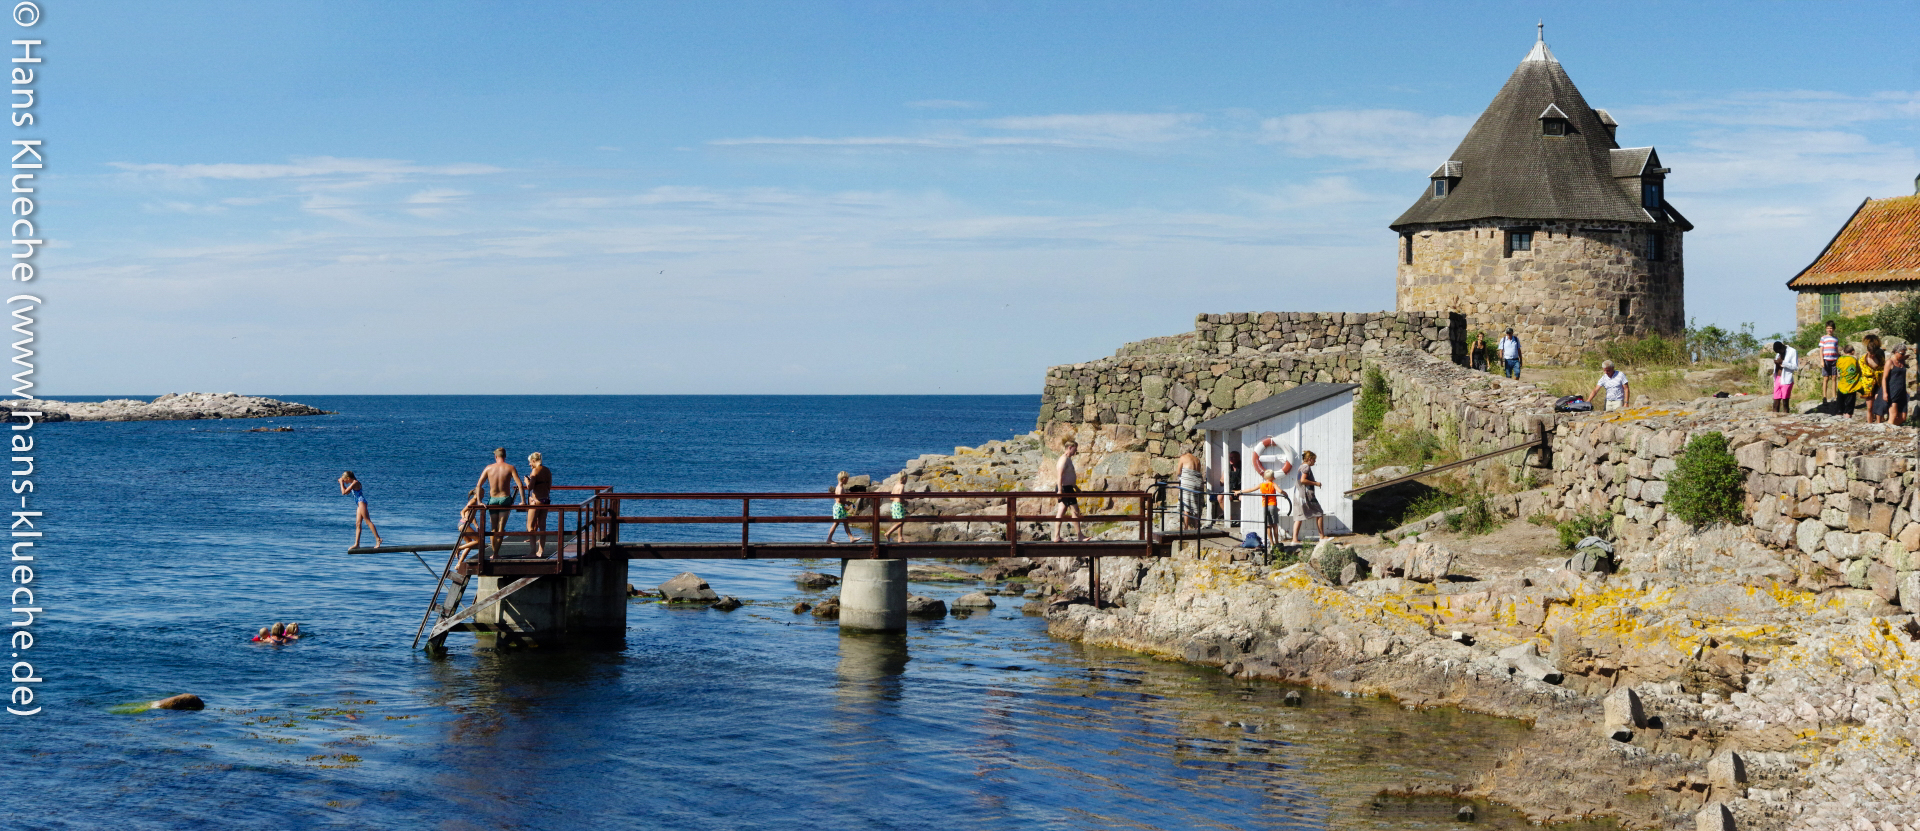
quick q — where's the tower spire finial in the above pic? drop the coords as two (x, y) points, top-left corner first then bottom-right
(1537, 20), (1544, 42)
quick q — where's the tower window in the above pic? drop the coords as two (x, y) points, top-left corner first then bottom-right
(1402, 233), (1413, 265)
(1542, 119), (1567, 136)
(1619, 297), (1632, 317)
(1505, 230), (1533, 257)
(1647, 233), (1663, 262)
(1432, 179), (1448, 197)
(1643, 181), (1663, 209)
(1821, 293), (1842, 319)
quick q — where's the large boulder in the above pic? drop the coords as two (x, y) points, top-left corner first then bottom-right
(711, 596), (743, 611)
(795, 571), (839, 589)
(810, 596), (841, 619)
(905, 596), (947, 618)
(1378, 540), (1454, 582)
(1601, 687), (1642, 741)
(952, 592), (996, 608)
(150, 694), (205, 711)
(658, 572), (719, 603)
(1496, 642), (1562, 684)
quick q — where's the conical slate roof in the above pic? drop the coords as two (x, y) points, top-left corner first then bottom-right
(1391, 38), (1657, 229)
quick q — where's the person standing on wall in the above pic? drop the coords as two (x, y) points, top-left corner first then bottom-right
(1469, 332), (1490, 373)
(1175, 450), (1205, 533)
(1771, 341), (1800, 415)
(1862, 335), (1886, 423)
(1834, 344), (1864, 418)
(1819, 321), (1840, 403)
(1498, 329), (1522, 380)
(1589, 361), (1631, 413)
(1879, 346), (1910, 427)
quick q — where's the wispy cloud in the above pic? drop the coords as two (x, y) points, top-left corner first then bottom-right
(110, 156), (505, 181)
(1259, 109), (1472, 170)
(712, 112), (1207, 152)
(1617, 90), (1920, 129)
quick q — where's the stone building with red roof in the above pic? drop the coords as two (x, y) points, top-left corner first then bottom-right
(1787, 176), (1920, 329)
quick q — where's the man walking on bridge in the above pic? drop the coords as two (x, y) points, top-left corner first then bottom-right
(1054, 439), (1084, 542)
(475, 448), (522, 556)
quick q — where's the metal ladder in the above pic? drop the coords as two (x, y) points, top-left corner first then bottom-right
(411, 526), (540, 650)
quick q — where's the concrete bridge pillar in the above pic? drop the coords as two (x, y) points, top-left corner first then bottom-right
(839, 558), (908, 632)
(471, 558), (628, 647)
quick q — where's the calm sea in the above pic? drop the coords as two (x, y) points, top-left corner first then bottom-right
(10, 396), (1555, 831)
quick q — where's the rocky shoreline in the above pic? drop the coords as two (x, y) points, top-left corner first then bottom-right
(875, 436), (1920, 831)
(0, 392), (332, 422)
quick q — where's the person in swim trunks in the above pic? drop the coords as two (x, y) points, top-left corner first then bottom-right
(884, 478), (909, 543)
(1176, 450), (1205, 532)
(826, 471), (853, 542)
(338, 471), (383, 549)
(474, 448), (522, 555)
(1054, 439), (1084, 542)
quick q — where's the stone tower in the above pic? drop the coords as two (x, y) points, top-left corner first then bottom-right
(1391, 32), (1690, 364)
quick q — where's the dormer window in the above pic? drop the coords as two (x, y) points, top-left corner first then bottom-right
(1642, 180), (1663, 209)
(1429, 160), (1461, 199)
(1539, 103), (1571, 137)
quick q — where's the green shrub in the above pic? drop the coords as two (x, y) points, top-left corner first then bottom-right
(1446, 497), (1500, 537)
(1666, 431), (1745, 527)
(1685, 319), (1764, 364)
(1365, 425), (1446, 471)
(1872, 292), (1920, 344)
(1555, 511), (1614, 550)
(1355, 365), (1390, 439)
(1581, 332), (1689, 370)
(1790, 314), (1874, 354)
(1397, 489), (1463, 527)
(1314, 543), (1368, 583)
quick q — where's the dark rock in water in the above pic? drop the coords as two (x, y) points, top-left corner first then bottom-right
(1223, 661), (1244, 677)
(795, 571), (839, 589)
(1282, 690), (1303, 707)
(977, 558), (1038, 581)
(712, 595), (742, 611)
(151, 694), (204, 711)
(1001, 582), (1027, 597)
(905, 595), (947, 618)
(791, 601), (812, 614)
(1455, 803), (1475, 822)
(626, 583), (648, 597)
(658, 572), (719, 602)
(810, 596), (841, 619)
(952, 591), (996, 609)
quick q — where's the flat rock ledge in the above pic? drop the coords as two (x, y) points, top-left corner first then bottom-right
(1, 392), (332, 422)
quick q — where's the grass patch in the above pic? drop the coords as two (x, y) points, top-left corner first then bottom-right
(1555, 511), (1613, 550)
(1445, 496), (1500, 537)
(1398, 489), (1464, 526)
(1356, 364), (1390, 439)
(1364, 425), (1451, 471)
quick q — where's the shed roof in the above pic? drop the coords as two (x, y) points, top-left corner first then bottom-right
(1390, 37), (1674, 230)
(1787, 194), (1920, 289)
(1196, 383), (1359, 432)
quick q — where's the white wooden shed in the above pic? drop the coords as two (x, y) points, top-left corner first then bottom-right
(1194, 382), (1357, 538)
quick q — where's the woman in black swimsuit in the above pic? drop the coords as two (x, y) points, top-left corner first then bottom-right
(1883, 348), (1910, 426)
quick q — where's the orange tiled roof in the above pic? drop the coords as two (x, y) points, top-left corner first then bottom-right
(1788, 194), (1920, 289)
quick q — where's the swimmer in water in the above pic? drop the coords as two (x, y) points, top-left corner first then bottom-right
(283, 622), (302, 641)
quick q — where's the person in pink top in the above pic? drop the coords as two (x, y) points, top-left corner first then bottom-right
(1819, 320), (1840, 402)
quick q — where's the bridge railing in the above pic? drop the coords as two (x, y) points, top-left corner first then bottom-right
(467, 486), (611, 574)
(588, 490), (1155, 559)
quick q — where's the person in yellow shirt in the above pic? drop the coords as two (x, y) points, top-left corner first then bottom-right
(1834, 344), (1864, 418)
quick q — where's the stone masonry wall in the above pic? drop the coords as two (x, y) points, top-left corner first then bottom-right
(1546, 407), (1920, 602)
(1398, 220), (1684, 365)
(1184, 310), (1463, 361)
(1794, 283), (1920, 330)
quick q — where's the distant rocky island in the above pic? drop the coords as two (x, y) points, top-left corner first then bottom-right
(0, 392), (332, 422)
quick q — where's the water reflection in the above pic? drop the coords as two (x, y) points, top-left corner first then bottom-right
(834, 630), (910, 705)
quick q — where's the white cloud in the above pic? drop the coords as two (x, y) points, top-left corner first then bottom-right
(712, 112), (1207, 152)
(110, 156), (504, 181)
(1669, 128), (1919, 193)
(1259, 109), (1473, 170)
(1617, 90), (1920, 129)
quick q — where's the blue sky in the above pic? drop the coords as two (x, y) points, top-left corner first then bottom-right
(41, 1), (1920, 394)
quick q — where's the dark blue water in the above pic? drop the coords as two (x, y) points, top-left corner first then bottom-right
(11, 396), (1534, 830)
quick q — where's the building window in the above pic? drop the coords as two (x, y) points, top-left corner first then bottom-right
(1643, 181), (1663, 209)
(1505, 230), (1533, 257)
(1432, 179), (1448, 197)
(1619, 297), (1632, 317)
(1821, 293), (1842, 319)
(1647, 233), (1663, 262)
(1542, 119), (1567, 136)
(1402, 233), (1413, 265)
